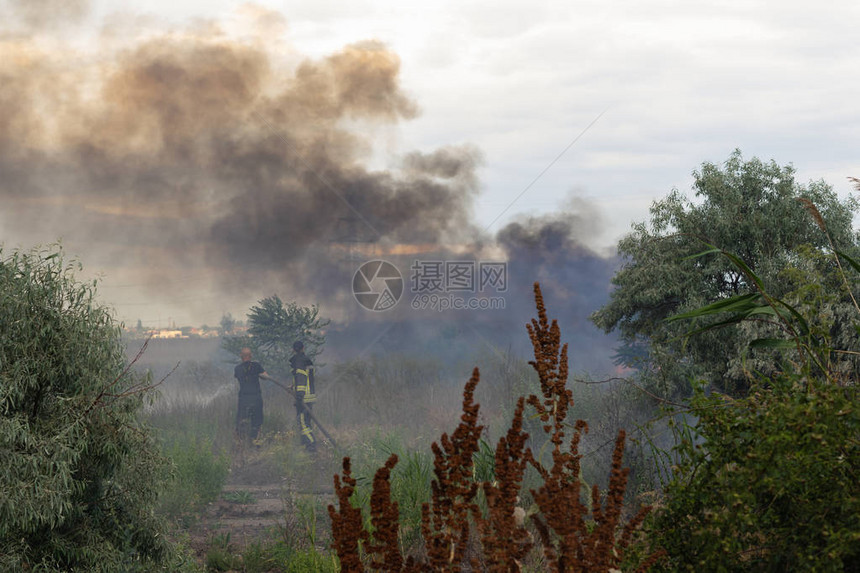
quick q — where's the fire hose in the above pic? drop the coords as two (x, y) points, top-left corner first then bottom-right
(264, 375), (338, 449)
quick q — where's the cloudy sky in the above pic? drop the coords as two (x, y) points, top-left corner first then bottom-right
(124, 0), (860, 237)
(1, 0), (858, 328)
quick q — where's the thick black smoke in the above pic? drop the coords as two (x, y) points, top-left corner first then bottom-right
(0, 4), (619, 373)
(492, 209), (620, 372)
(0, 7), (483, 316)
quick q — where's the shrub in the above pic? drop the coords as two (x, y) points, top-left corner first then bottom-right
(651, 230), (860, 571)
(0, 247), (183, 571)
(653, 377), (859, 571)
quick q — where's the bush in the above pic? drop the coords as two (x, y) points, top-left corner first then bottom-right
(0, 247), (184, 571)
(650, 234), (860, 571)
(652, 377), (859, 571)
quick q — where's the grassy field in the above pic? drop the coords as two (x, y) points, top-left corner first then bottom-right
(133, 333), (662, 572)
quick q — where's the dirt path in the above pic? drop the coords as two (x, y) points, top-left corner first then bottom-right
(187, 452), (338, 563)
(190, 484), (286, 552)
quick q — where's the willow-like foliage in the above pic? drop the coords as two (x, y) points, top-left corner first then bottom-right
(592, 150), (860, 397)
(0, 246), (190, 572)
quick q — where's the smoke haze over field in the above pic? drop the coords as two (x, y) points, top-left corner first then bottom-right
(1, 2), (619, 372)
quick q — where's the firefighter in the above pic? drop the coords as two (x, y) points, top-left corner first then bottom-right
(233, 347), (271, 445)
(289, 340), (317, 452)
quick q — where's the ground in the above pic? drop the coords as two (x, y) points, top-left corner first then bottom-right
(186, 445), (339, 570)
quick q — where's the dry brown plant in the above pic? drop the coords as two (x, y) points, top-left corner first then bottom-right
(328, 283), (663, 572)
(367, 454), (405, 570)
(417, 367), (484, 572)
(473, 395), (533, 571)
(525, 282), (663, 571)
(328, 457), (368, 572)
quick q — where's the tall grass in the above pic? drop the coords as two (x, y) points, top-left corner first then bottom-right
(136, 309), (664, 570)
(328, 284), (662, 571)
(157, 436), (229, 525)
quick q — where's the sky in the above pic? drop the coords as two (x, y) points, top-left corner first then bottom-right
(125, 0), (859, 234)
(1, 0), (858, 329)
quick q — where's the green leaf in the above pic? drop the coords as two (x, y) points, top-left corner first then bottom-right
(749, 338), (797, 350)
(670, 314), (748, 340)
(691, 240), (767, 292)
(720, 250), (766, 292)
(744, 306), (779, 318)
(835, 249), (860, 275)
(666, 293), (764, 322)
(681, 247), (722, 261)
(772, 299), (811, 338)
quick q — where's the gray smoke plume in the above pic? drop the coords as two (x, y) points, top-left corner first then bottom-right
(0, 4), (619, 373)
(4, 0), (90, 29)
(0, 6), (482, 316)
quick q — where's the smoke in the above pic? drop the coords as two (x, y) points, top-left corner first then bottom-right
(492, 206), (620, 371)
(0, 3), (619, 373)
(4, 0), (90, 29)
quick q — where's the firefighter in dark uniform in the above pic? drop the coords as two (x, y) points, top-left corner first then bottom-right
(234, 347), (271, 444)
(289, 340), (316, 452)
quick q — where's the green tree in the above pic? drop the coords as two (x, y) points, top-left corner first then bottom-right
(0, 247), (191, 571)
(649, 247), (860, 572)
(223, 295), (330, 375)
(591, 150), (859, 396)
(219, 312), (236, 334)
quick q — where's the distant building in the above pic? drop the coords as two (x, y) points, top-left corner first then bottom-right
(192, 327), (220, 338)
(149, 329), (187, 339)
